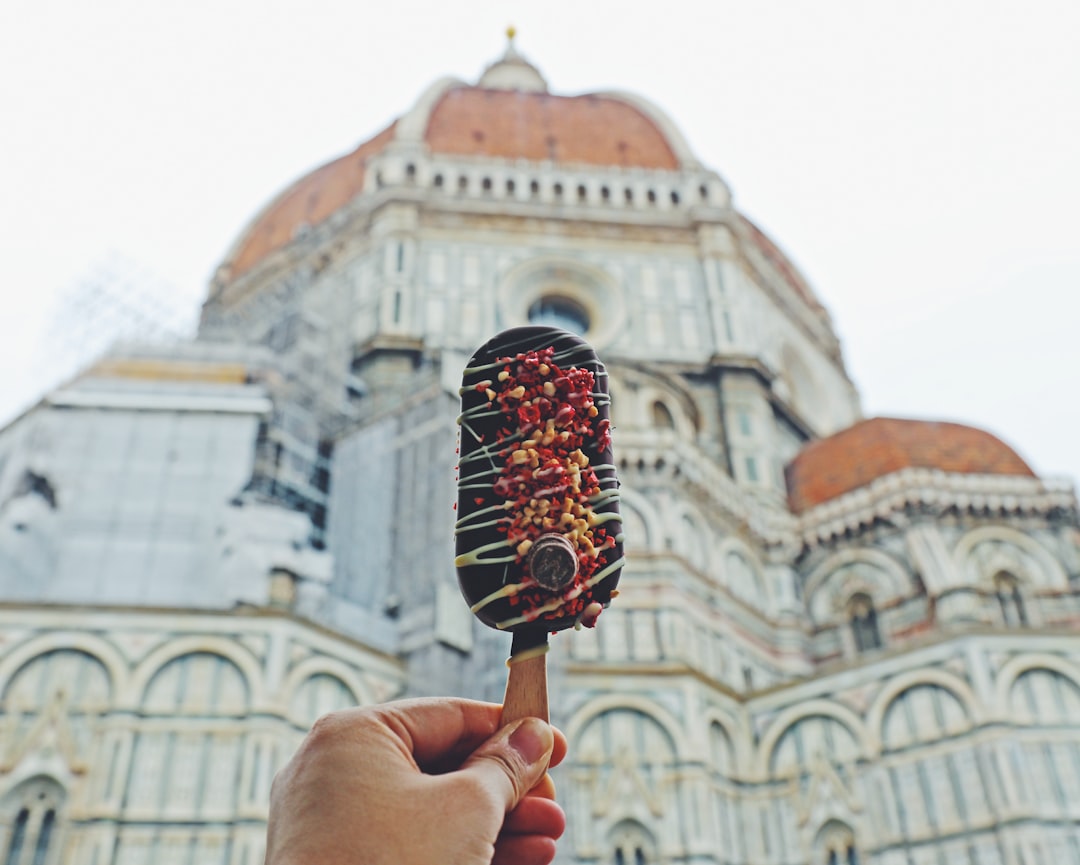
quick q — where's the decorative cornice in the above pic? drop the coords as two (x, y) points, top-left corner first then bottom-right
(795, 468), (1078, 549)
(615, 430), (796, 547)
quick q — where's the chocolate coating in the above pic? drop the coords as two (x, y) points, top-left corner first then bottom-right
(455, 326), (623, 634)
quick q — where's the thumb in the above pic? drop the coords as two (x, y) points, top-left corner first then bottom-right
(457, 717), (555, 812)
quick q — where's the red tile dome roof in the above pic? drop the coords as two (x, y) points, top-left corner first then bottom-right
(217, 42), (826, 330)
(786, 417), (1036, 512)
(424, 88), (678, 169)
(223, 49), (687, 283)
(228, 123), (397, 279)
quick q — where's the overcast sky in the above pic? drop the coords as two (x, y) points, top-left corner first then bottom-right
(2, 0), (1078, 487)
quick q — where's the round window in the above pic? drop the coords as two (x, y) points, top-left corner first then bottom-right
(527, 296), (590, 335)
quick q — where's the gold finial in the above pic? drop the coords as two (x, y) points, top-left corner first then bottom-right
(506, 25), (517, 42)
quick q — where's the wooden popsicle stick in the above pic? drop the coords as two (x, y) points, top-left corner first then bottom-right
(500, 650), (549, 726)
(499, 629), (550, 726)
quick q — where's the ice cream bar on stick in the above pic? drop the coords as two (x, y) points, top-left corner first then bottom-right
(455, 326), (624, 726)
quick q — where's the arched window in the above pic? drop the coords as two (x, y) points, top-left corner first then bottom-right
(817, 821), (859, 865)
(609, 820), (655, 865)
(574, 712), (673, 858)
(724, 549), (765, 609)
(770, 716), (861, 782)
(652, 401), (675, 430)
(289, 673), (359, 727)
(995, 572), (1027, 626)
(3, 810), (26, 865)
(126, 652), (251, 820)
(1, 777), (65, 865)
(1, 650), (111, 772)
(848, 593), (882, 653)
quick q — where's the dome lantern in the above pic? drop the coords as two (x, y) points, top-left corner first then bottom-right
(477, 27), (549, 92)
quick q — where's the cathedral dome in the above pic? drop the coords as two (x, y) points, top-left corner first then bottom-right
(785, 417), (1036, 512)
(221, 37), (708, 283)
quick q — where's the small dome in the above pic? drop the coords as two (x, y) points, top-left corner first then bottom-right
(477, 29), (548, 92)
(785, 417), (1036, 512)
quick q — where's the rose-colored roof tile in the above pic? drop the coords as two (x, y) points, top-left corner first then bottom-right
(786, 417), (1036, 513)
(229, 123), (396, 278)
(425, 88), (678, 169)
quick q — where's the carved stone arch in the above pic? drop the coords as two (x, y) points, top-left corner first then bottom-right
(702, 708), (744, 780)
(716, 538), (773, 612)
(565, 694), (687, 762)
(141, 652), (252, 717)
(994, 653), (1080, 719)
(0, 648), (113, 777)
(278, 656), (372, 722)
(650, 397), (676, 431)
(811, 819), (860, 865)
(126, 636), (265, 710)
(0, 772), (66, 805)
(0, 773), (67, 865)
(606, 818), (658, 865)
(608, 364), (701, 436)
(637, 385), (697, 439)
(701, 705), (747, 749)
(1008, 666), (1080, 726)
(866, 668), (982, 749)
(953, 526), (1067, 589)
(876, 683), (976, 753)
(617, 486), (660, 553)
(1, 650), (111, 710)
(0, 634), (125, 704)
(565, 702), (686, 858)
(756, 699), (873, 780)
(804, 548), (910, 625)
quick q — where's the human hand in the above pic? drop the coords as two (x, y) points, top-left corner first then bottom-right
(265, 698), (568, 865)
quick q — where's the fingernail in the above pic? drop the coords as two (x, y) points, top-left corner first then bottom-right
(509, 718), (553, 765)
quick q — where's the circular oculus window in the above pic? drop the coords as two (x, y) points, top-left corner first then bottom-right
(497, 259), (625, 351)
(527, 295), (590, 335)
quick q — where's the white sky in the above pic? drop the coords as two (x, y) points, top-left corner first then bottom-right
(2, 0), (1078, 486)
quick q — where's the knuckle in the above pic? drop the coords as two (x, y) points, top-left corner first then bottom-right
(307, 710), (344, 741)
